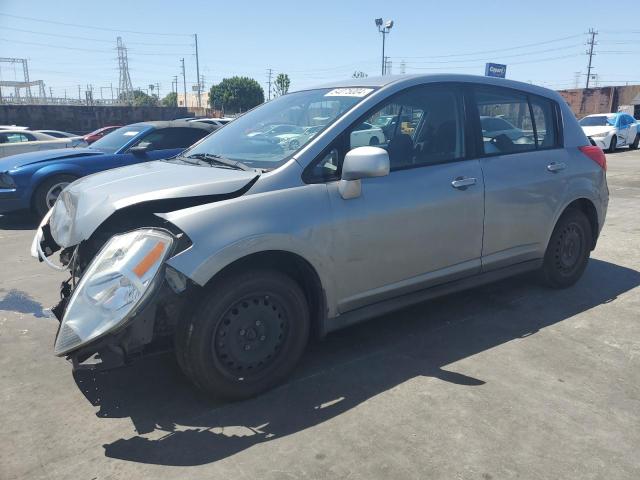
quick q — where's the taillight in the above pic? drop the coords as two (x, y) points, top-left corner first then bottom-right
(579, 145), (607, 171)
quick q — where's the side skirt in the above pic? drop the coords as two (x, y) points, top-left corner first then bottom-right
(325, 259), (543, 333)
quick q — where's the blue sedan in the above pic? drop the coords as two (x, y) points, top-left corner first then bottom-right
(0, 120), (216, 217)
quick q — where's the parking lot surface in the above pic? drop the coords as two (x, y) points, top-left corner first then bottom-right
(1, 149), (639, 480)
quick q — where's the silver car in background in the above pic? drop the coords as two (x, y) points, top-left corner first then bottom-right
(32, 74), (609, 399)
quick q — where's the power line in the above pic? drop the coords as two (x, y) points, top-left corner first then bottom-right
(396, 43), (582, 65)
(0, 38), (192, 56)
(395, 34), (584, 59)
(1, 26), (193, 46)
(0, 13), (191, 36)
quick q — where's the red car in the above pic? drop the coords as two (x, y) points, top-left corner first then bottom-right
(83, 125), (121, 144)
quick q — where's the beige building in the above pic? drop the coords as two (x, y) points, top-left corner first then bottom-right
(176, 91), (210, 109)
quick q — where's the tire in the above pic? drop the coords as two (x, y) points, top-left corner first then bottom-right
(630, 133), (639, 150)
(540, 208), (592, 289)
(606, 135), (617, 153)
(33, 174), (77, 218)
(369, 136), (380, 146)
(175, 269), (310, 400)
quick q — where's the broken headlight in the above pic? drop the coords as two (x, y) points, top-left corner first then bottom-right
(54, 229), (173, 356)
(49, 190), (78, 248)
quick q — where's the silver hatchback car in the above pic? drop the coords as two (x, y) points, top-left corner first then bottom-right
(32, 74), (608, 399)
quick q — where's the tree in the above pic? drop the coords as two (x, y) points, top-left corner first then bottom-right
(352, 71), (368, 79)
(208, 76), (264, 114)
(119, 89), (158, 107)
(273, 73), (291, 97)
(161, 91), (178, 107)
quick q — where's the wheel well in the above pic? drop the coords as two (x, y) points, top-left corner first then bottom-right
(565, 198), (599, 250)
(30, 172), (78, 211)
(207, 251), (327, 339)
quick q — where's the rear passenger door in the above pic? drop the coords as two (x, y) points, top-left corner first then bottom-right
(471, 86), (565, 270)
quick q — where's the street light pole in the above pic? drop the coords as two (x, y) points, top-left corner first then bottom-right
(375, 18), (394, 75)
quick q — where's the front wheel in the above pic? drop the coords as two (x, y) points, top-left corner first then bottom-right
(540, 208), (592, 289)
(630, 133), (639, 150)
(606, 135), (617, 153)
(33, 174), (77, 218)
(175, 270), (310, 400)
(369, 136), (380, 146)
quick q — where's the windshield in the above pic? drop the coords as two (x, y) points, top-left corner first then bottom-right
(182, 87), (375, 169)
(579, 115), (616, 127)
(90, 125), (149, 153)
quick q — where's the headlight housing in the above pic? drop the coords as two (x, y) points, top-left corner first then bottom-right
(591, 130), (611, 138)
(49, 189), (78, 248)
(54, 229), (174, 356)
(0, 172), (16, 189)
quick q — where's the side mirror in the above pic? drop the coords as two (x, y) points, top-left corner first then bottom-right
(339, 146), (390, 199)
(129, 143), (149, 155)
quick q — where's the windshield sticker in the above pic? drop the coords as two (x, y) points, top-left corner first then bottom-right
(325, 88), (374, 97)
(123, 131), (140, 136)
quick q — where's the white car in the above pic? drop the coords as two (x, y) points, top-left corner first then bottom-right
(0, 125), (29, 130)
(0, 130), (79, 158)
(275, 125), (324, 150)
(35, 130), (87, 147)
(349, 122), (386, 147)
(579, 113), (639, 152)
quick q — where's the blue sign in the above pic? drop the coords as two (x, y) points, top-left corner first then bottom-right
(485, 63), (507, 78)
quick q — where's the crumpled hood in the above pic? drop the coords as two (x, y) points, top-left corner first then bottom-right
(50, 160), (259, 247)
(0, 147), (101, 170)
(582, 126), (614, 137)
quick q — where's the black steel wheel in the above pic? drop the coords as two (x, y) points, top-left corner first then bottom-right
(630, 133), (639, 150)
(175, 269), (309, 399)
(606, 135), (617, 153)
(540, 208), (592, 289)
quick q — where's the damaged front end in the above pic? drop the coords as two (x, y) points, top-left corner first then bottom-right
(33, 208), (196, 371)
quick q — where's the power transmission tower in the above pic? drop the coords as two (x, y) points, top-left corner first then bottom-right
(117, 37), (133, 104)
(573, 71), (581, 89)
(384, 57), (392, 75)
(585, 28), (597, 89)
(181, 58), (187, 108)
(266, 68), (273, 101)
(400, 60), (406, 75)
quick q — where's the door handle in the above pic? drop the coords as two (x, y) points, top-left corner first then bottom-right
(547, 162), (566, 173)
(451, 177), (477, 189)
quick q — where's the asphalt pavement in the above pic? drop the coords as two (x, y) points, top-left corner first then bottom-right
(1, 148), (639, 480)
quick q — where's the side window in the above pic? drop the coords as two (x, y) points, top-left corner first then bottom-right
(135, 128), (207, 151)
(475, 88), (535, 155)
(5, 133), (31, 143)
(530, 96), (558, 148)
(346, 86), (464, 170)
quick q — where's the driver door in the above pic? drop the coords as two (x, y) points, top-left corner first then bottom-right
(322, 84), (485, 313)
(123, 127), (209, 166)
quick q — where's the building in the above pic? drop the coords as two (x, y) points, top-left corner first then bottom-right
(176, 91), (210, 109)
(558, 85), (640, 119)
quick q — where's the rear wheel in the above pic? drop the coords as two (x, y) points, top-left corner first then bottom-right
(33, 174), (77, 218)
(369, 136), (380, 146)
(630, 133), (639, 150)
(175, 270), (310, 399)
(540, 208), (592, 289)
(606, 135), (617, 153)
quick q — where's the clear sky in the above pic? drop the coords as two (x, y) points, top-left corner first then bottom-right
(0, 0), (638, 100)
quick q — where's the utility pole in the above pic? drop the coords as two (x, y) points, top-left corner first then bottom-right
(585, 28), (597, 89)
(194, 34), (201, 108)
(266, 68), (273, 101)
(181, 58), (187, 108)
(78, 85), (81, 101)
(110, 82), (114, 100)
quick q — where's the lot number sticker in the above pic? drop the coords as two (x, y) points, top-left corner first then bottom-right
(325, 88), (374, 97)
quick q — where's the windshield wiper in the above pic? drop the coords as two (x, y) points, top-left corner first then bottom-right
(185, 153), (252, 171)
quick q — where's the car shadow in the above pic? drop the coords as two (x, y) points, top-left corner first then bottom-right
(0, 212), (39, 230)
(72, 258), (640, 467)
